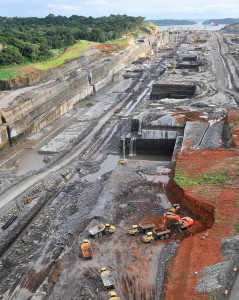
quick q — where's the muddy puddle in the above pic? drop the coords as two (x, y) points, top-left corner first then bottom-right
(0, 149), (46, 176)
(83, 154), (120, 182)
(74, 97), (98, 109)
(14, 151), (46, 175)
(82, 152), (172, 184)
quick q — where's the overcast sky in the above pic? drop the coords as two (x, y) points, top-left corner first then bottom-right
(0, 0), (239, 19)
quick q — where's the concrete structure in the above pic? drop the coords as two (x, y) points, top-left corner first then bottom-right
(0, 39), (151, 149)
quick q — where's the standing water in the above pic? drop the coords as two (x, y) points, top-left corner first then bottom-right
(83, 154), (120, 182)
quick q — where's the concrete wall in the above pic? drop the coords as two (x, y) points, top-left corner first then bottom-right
(0, 39), (152, 149)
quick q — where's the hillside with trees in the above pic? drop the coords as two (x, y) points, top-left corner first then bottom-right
(0, 14), (144, 67)
(146, 19), (196, 26)
(203, 18), (239, 25)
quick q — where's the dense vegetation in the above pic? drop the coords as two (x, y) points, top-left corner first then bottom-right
(203, 18), (239, 25)
(146, 19), (196, 26)
(0, 14), (144, 67)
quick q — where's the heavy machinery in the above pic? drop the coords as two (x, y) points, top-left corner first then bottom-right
(163, 212), (193, 230)
(169, 204), (180, 214)
(142, 212), (193, 243)
(128, 221), (156, 236)
(142, 227), (171, 243)
(80, 240), (93, 259)
(89, 223), (115, 239)
(108, 291), (120, 299)
(99, 267), (115, 289)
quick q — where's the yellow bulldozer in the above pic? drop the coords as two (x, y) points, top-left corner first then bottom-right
(108, 291), (120, 299)
(169, 204), (180, 214)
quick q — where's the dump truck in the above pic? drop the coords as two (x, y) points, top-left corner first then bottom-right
(128, 221), (156, 236)
(80, 240), (93, 259)
(142, 227), (171, 243)
(142, 212), (194, 243)
(89, 223), (115, 239)
(108, 291), (120, 299)
(99, 267), (115, 289)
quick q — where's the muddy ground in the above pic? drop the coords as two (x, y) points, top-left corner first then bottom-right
(0, 29), (239, 300)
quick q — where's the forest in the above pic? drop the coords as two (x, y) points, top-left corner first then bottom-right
(203, 18), (239, 25)
(146, 19), (196, 26)
(0, 14), (144, 66)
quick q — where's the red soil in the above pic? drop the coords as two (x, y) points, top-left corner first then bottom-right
(164, 149), (239, 300)
(227, 110), (239, 148)
(19, 268), (50, 293)
(95, 44), (111, 52)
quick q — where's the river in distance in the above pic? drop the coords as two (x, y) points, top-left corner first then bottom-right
(158, 21), (227, 31)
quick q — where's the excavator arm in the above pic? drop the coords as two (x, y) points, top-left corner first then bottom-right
(163, 212), (181, 227)
(163, 212), (194, 229)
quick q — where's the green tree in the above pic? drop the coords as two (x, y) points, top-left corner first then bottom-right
(0, 45), (22, 65)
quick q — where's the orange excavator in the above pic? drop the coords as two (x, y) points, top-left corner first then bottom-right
(163, 212), (193, 230)
(142, 212), (194, 243)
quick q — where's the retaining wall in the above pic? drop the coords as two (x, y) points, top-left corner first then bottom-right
(0, 40), (151, 149)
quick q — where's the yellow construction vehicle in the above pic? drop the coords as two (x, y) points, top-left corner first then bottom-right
(142, 212), (193, 243)
(104, 224), (115, 235)
(169, 204), (180, 214)
(128, 221), (156, 236)
(108, 291), (121, 299)
(81, 239), (93, 259)
(99, 267), (115, 288)
(89, 223), (115, 238)
(142, 227), (171, 243)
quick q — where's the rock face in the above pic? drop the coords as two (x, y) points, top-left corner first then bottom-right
(221, 23), (239, 34)
(221, 22), (239, 34)
(0, 39), (151, 149)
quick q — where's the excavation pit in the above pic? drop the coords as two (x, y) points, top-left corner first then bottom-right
(150, 81), (196, 100)
(177, 54), (199, 62)
(195, 39), (207, 44)
(176, 61), (202, 70)
(123, 129), (177, 159)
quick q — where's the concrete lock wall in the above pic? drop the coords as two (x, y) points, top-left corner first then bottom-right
(0, 40), (151, 149)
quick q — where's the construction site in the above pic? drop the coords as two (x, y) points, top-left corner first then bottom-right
(0, 23), (239, 300)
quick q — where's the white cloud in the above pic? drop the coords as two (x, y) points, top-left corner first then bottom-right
(47, 3), (82, 15)
(48, 4), (81, 11)
(86, 0), (107, 5)
(2, 0), (239, 18)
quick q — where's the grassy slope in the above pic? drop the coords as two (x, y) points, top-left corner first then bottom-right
(0, 69), (20, 81)
(0, 36), (135, 81)
(35, 41), (89, 71)
(0, 24), (156, 81)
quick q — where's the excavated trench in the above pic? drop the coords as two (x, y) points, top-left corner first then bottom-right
(150, 81), (197, 100)
(176, 62), (202, 70)
(122, 117), (183, 160)
(167, 170), (214, 229)
(124, 131), (177, 157)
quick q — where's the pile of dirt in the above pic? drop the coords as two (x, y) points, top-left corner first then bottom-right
(164, 149), (239, 299)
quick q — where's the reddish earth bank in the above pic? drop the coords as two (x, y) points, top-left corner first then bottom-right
(165, 149), (239, 300)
